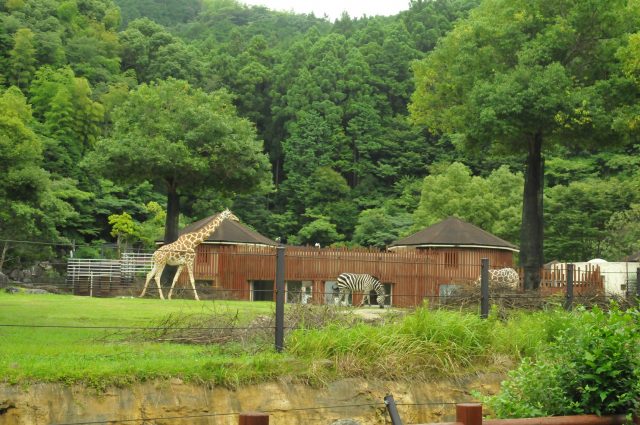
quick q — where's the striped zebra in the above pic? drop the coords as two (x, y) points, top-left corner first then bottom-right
(336, 273), (386, 308)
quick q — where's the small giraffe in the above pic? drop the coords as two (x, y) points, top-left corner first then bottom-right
(139, 209), (239, 300)
(474, 267), (520, 289)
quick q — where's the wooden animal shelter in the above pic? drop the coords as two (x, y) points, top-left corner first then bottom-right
(177, 216), (521, 307)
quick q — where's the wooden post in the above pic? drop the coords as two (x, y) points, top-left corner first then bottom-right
(565, 264), (574, 311)
(456, 403), (483, 425)
(239, 412), (269, 425)
(275, 245), (285, 353)
(636, 267), (640, 302)
(480, 259), (489, 319)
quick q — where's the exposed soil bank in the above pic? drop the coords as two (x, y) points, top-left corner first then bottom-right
(0, 374), (503, 425)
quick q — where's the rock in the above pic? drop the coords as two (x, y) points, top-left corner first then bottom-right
(5, 286), (22, 294)
(31, 265), (44, 278)
(330, 420), (361, 425)
(38, 261), (53, 271)
(0, 272), (8, 284)
(25, 288), (49, 294)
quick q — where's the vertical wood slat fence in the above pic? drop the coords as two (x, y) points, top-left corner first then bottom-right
(538, 263), (604, 294)
(179, 245), (606, 307)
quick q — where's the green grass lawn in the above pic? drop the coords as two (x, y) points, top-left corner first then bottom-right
(0, 291), (578, 389)
(0, 292), (296, 388)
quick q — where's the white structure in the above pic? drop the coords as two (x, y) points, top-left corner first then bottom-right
(548, 259), (639, 296)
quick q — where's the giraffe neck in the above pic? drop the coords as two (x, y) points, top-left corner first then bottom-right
(191, 214), (225, 245)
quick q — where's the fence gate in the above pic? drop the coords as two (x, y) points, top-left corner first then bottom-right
(66, 252), (153, 296)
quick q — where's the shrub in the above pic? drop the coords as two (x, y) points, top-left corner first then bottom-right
(484, 306), (640, 418)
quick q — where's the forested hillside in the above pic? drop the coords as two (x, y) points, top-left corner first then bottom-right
(1, 0), (638, 271)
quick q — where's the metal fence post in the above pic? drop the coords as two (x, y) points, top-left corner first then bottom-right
(275, 245), (285, 353)
(239, 412), (269, 425)
(480, 258), (489, 319)
(636, 267), (640, 303)
(456, 403), (482, 425)
(384, 394), (404, 425)
(565, 264), (574, 311)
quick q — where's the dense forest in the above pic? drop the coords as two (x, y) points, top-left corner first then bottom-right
(1, 0), (639, 272)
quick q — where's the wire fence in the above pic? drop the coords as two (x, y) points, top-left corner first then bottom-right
(45, 399), (468, 425)
(2, 241), (639, 424)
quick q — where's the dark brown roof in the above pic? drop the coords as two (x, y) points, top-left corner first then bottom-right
(180, 213), (278, 246)
(389, 217), (519, 252)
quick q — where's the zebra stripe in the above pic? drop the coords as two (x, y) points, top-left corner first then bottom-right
(336, 273), (386, 308)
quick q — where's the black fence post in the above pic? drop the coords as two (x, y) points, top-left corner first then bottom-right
(636, 267), (640, 305)
(565, 263), (574, 311)
(384, 394), (404, 425)
(275, 245), (285, 353)
(480, 258), (489, 319)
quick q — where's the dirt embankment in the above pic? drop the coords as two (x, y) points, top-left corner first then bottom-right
(0, 374), (503, 425)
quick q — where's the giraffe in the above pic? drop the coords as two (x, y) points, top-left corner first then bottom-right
(474, 267), (520, 289)
(139, 209), (239, 300)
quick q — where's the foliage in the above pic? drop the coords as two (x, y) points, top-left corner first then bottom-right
(544, 177), (640, 261)
(602, 203), (640, 261)
(288, 305), (575, 381)
(413, 162), (522, 243)
(1, 0), (640, 260)
(0, 86), (78, 268)
(85, 78), (271, 242)
(410, 0), (640, 289)
(484, 306), (640, 417)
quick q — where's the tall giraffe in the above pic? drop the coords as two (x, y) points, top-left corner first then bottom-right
(140, 209), (239, 300)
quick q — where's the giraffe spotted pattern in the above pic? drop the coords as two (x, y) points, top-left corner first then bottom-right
(474, 267), (520, 289)
(139, 209), (239, 300)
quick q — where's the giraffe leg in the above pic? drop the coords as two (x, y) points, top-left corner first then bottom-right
(140, 264), (158, 297)
(186, 262), (199, 301)
(167, 265), (184, 300)
(154, 264), (166, 300)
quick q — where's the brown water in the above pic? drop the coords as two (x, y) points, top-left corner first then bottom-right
(0, 374), (503, 425)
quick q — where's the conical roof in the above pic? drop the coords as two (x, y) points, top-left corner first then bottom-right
(389, 217), (518, 252)
(179, 213), (278, 246)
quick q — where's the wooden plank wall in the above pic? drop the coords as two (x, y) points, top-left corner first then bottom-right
(174, 245), (608, 306)
(180, 245), (520, 307)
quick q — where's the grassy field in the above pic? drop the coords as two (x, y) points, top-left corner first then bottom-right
(0, 292), (292, 388)
(0, 291), (577, 389)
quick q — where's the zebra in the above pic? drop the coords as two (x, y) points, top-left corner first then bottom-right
(336, 273), (386, 308)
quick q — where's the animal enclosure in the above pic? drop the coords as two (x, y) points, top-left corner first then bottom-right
(182, 244), (527, 307)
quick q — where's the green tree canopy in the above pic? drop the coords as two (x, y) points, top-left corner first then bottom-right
(410, 0), (640, 288)
(86, 78), (271, 242)
(413, 162), (522, 243)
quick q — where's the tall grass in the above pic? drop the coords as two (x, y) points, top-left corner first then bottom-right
(287, 306), (575, 381)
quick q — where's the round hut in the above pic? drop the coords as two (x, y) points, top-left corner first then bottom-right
(388, 217), (519, 297)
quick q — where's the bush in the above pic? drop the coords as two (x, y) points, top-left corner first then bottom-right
(484, 306), (640, 418)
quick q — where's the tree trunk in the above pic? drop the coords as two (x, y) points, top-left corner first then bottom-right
(162, 180), (180, 286)
(0, 241), (8, 272)
(164, 179), (180, 244)
(520, 132), (544, 290)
